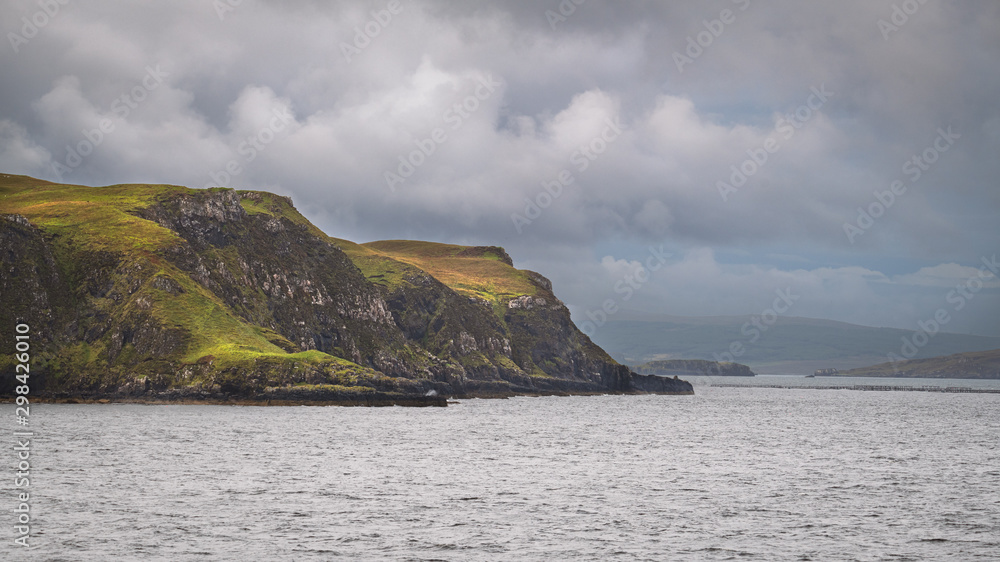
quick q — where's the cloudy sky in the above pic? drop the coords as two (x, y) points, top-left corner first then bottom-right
(2, 0), (999, 337)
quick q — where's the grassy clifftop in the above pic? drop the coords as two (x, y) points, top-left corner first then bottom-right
(0, 174), (186, 252)
(362, 240), (537, 305)
(0, 174), (692, 402)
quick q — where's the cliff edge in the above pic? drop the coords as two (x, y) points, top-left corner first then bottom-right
(0, 174), (692, 404)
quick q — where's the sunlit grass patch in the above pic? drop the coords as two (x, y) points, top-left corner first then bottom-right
(362, 239), (538, 304)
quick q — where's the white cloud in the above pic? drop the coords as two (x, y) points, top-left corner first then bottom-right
(894, 263), (1000, 289)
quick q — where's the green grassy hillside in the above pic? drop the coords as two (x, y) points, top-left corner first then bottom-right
(1, 174), (692, 401)
(362, 240), (537, 305)
(0, 174), (382, 394)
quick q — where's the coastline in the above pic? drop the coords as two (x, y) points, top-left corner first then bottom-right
(17, 387), (694, 407)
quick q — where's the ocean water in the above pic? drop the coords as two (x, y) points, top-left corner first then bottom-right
(3, 382), (999, 560)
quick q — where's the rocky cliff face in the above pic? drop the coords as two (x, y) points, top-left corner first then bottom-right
(0, 176), (692, 402)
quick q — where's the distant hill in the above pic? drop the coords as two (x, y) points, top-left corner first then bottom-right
(591, 315), (1000, 375)
(633, 359), (755, 377)
(835, 349), (1000, 379)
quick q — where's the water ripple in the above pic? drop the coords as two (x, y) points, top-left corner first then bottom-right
(1, 387), (998, 560)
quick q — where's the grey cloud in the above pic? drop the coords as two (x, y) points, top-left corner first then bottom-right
(1, 0), (997, 335)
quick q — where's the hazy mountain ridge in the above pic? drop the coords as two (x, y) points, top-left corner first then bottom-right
(593, 315), (1000, 375)
(0, 174), (691, 403)
(834, 349), (1000, 379)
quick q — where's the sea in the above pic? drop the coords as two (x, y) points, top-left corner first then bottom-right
(2, 375), (998, 561)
